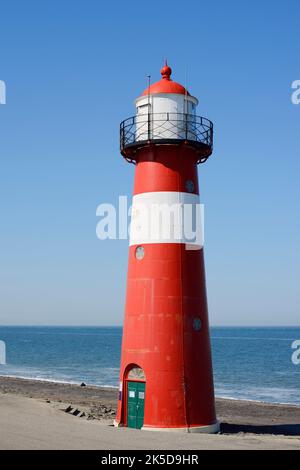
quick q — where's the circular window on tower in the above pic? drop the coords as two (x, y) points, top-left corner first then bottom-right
(185, 180), (195, 193)
(135, 245), (145, 260)
(193, 317), (202, 332)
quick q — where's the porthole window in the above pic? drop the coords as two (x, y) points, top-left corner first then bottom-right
(185, 180), (194, 193)
(135, 245), (145, 260)
(193, 317), (202, 332)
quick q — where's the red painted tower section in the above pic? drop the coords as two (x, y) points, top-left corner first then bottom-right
(115, 63), (219, 432)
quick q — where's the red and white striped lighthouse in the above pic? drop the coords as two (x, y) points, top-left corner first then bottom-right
(115, 62), (219, 433)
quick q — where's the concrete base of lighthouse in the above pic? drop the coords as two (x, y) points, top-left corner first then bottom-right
(114, 420), (220, 434)
(142, 422), (220, 434)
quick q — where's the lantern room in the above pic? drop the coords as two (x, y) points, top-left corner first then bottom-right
(120, 62), (213, 164)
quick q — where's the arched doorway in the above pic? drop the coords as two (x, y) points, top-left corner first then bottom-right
(125, 365), (146, 429)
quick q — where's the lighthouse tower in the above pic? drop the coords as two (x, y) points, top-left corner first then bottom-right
(115, 63), (219, 433)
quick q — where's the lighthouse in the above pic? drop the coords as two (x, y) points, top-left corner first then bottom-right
(115, 62), (219, 433)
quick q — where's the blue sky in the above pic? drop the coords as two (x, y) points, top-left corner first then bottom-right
(0, 0), (299, 325)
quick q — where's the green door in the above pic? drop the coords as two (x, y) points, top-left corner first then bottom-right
(127, 381), (145, 429)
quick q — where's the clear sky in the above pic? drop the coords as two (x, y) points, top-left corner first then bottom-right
(0, 0), (299, 326)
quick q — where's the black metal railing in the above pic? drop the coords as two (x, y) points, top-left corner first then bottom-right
(120, 113), (213, 164)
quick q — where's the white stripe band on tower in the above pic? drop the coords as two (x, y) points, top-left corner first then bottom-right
(129, 191), (204, 247)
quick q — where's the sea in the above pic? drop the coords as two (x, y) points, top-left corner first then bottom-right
(0, 326), (299, 405)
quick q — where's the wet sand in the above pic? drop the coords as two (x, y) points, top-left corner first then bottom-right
(0, 376), (300, 449)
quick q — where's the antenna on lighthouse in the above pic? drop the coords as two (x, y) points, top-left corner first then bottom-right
(147, 74), (151, 106)
(184, 65), (188, 114)
(147, 74), (151, 140)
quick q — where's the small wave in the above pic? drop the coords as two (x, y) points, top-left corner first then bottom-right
(216, 394), (300, 407)
(0, 373), (118, 388)
(211, 336), (297, 341)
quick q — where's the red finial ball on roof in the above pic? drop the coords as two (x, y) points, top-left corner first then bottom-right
(141, 61), (189, 96)
(160, 61), (172, 80)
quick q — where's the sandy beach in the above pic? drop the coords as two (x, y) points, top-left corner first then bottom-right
(0, 376), (299, 450)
